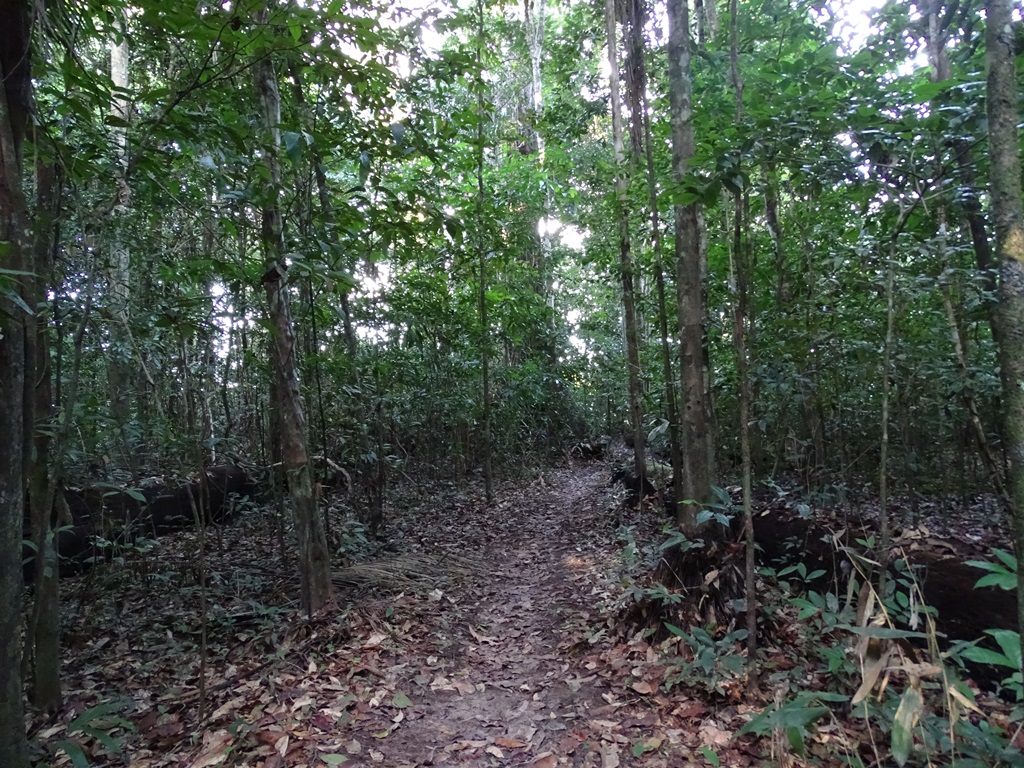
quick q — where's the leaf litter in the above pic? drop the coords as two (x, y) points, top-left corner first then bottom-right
(29, 464), (1019, 767)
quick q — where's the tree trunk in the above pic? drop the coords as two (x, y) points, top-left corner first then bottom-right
(727, 0), (757, 684)
(626, 0), (682, 502)
(28, 156), (62, 711)
(668, 0), (711, 528)
(0, 0), (33, 761)
(254, 2), (334, 615)
(107, 30), (137, 474)
(605, 0), (646, 489)
(477, 0), (493, 501)
(985, 0), (1024, 674)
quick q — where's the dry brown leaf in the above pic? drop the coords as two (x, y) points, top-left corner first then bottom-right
(495, 737), (529, 749)
(273, 734), (289, 758)
(531, 754), (557, 768)
(469, 626), (499, 644)
(188, 729), (233, 768)
(600, 742), (620, 768)
(630, 681), (655, 695)
(486, 745), (506, 758)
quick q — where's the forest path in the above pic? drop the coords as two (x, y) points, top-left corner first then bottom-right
(344, 463), (645, 768)
(49, 463), (725, 768)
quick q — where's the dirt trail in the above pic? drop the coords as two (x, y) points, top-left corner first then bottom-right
(344, 466), (614, 765)
(343, 465), (659, 768)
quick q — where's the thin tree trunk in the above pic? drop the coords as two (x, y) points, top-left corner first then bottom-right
(985, 0), (1024, 673)
(727, 0), (757, 685)
(626, 0), (682, 505)
(878, 255), (896, 591)
(476, 0), (493, 501)
(254, 2), (333, 615)
(27, 154), (62, 710)
(0, 0), (33, 760)
(605, 0), (646, 490)
(107, 29), (137, 474)
(668, 0), (711, 529)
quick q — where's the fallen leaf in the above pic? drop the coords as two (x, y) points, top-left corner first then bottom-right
(189, 729), (233, 768)
(274, 734), (289, 757)
(630, 681), (655, 695)
(469, 626), (498, 645)
(363, 632), (387, 649)
(485, 745), (505, 758)
(495, 737), (529, 749)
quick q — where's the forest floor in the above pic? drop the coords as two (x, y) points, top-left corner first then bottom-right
(29, 460), (1021, 767)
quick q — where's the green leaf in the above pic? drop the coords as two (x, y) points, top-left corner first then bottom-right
(55, 740), (91, 768)
(664, 622), (686, 638)
(959, 646), (1013, 667)
(283, 131), (304, 165)
(891, 686), (923, 766)
(392, 690), (412, 708)
(975, 573), (1016, 590)
(988, 629), (1023, 669)
(700, 745), (720, 766)
(321, 755), (349, 766)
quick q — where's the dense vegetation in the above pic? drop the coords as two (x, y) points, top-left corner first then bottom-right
(2, 0), (1024, 764)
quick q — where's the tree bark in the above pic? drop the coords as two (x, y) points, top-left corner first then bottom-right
(668, 0), (712, 528)
(0, 0), (34, 762)
(255, 2), (334, 615)
(605, 0), (646, 489)
(477, 0), (493, 501)
(28, 155), (62, 711)
(107, 30), (137, 474)
(985, 0), (1024, 675)
(626, 0), (683, 502)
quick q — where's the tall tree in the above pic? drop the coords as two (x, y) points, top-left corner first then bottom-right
(0, 0), (34, 762)
(477, 0), (494, 501)
(726, 0), (757, 681)
(106, 23), (135, 472)
(624, 0), (682, 499)
(985, 0), (1024, 670)
(668, 0), (712, 527)
(254, 2), (334, 615)
(605, 0), (646, 487)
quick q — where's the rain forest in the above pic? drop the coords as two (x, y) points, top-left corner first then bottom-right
(3, 0), (1024, 764)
